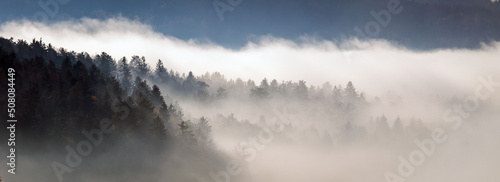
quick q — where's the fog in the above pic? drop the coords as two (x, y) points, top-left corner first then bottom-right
(1, 17), (499, 182)
(1, 17), (500, 96)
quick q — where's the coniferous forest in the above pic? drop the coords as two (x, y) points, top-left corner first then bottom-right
(1, 36), (500, 182)
(2, 0), (500, 181)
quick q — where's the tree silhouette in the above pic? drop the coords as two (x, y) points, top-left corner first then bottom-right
(294, 80), (308, 99)
(117, 57), (132, 93)
(130, 55), (150, 79)
(344, 81), (358, 100)
(250, 87), (269, 100)
(151, 85), (166, 108)
(151, 115), (167, 139)
(96, 52), (116, 77)
(195, 117), (214, 148)
(154, 59), (169, 84)
(178, 120), (196, 144)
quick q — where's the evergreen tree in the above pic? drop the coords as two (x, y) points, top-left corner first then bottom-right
(196, 81), (210, 102)
(260, 78), (269, 89)
(195, 116), (214, 148)
(132, 77), (153, 108)
(332, 85), (343, 102)
(294, 80), (308, 99)
(76, 52), (93, 68)
(154, 59), (169, 84)
(117, 57), (132, 93)
(158, 102), (171, 130)
(151, 85), (166, 108)
(250, 87), (269, 100)
(150, 115), (167, 139)
(270, 79), (279, 94)
(344, 81), (358, 100)
(130, 55), (150, 79)
(96, 52), (117, 77)
(182, 71), (197, 94)
(332, 85), (344, 111)
(178, 121), (196, 144)
(247, 79), (256, 88)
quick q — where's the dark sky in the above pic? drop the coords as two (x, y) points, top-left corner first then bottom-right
(1, 0), (499, 49)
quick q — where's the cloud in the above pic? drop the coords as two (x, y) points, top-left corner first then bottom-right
(1, 17), (499, 97)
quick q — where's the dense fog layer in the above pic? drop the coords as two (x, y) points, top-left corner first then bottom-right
(1, 18), (500, 95)
(0, 18), (499, 182)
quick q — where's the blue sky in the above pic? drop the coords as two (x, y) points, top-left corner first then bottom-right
(1, 0), (498, 49)
(2, 0), (340, 47)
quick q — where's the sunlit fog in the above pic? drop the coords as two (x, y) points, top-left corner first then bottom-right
(1, 0), (500, 182)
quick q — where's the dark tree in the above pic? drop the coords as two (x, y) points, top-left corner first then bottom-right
(154, 59), (169, 84)
(178, 121), (196, 144)
(250, 87), (269, 100)
(130, 55), (150, 79)
(150, 115), (167, 139)
(117, 57), (132, 93)
(96, 52), (116, 77)
(151, 84), (166, 108)
(196, 81), (210, 102)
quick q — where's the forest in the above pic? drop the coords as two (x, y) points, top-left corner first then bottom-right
(0, 37), (499, 182)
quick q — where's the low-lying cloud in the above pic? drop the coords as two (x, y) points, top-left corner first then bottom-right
(1, 17), (499, 96)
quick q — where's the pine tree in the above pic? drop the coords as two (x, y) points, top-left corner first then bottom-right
(196, 81), (210, 102)
(178, 121), (189, 135)
(250, 87), (269, 100)
(76, 52), (93, 68)
(195, 116), (214, 148)
(344, 81), (358, 100)
(260, 78), (269, 89)
(247, 79), (256, 88)
(154, 59), (169, 84)
(294, 80), (308, 99)
(270, 79), (279, 94)
(96, 52), (116, 77)
(158, 102), (171, 130)
(130, 55), (150, 79)
(178, 121), (196, 144)
(151, 85), (166, 108)
(182, 71), (197, 95)
(332, 85), (343, 102)
(117, 57), (132, 93)
(150, 115), (167, 139)
(332, 85), (344, 111)
(132, 77), (152, 102)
